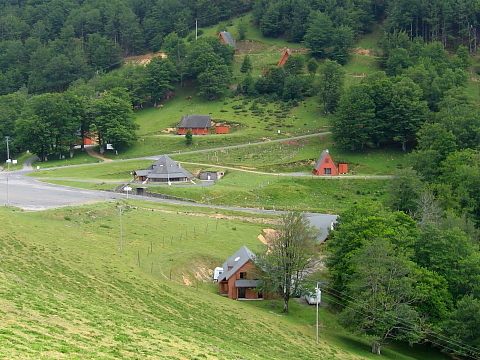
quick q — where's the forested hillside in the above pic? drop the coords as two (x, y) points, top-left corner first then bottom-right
(1, 0), (480, 358)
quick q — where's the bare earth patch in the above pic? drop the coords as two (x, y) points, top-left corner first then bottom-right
(257, 228), (277, 244)
(123, 52), (167, 66)
(133, 206), (280, 225)
(354, 47), (374, 56)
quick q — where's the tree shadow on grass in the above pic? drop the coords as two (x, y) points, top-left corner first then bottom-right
(334, 334), (451, 360)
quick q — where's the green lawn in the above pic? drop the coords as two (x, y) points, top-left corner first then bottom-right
(0, 202), (451, 359)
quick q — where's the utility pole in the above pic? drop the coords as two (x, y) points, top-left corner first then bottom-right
(195, 19), (198, 40)
(315, 282), (323, 345)
(119, 206), (123, 253)
(5, 136), (10, 207)
(5, 136), (9, 161)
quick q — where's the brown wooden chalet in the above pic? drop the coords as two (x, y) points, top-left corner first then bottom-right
(133, 155), (193, 183)
(177, 115), (212, 135)
(218, 31), (238, 51)
(312, 149), (338, 175)
(277, 49), (291, 66)
(217, 246), (264, 300)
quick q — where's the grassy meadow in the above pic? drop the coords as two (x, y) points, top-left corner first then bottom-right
(0, 203), (451, 360)
(2, 18), (463, 360)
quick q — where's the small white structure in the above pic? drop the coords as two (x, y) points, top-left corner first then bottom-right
(213, 267), (223, 281)
(305, 290), (321, 305)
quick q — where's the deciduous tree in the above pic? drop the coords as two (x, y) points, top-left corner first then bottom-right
(89, 90), (138, 151)
(317, 59), (344, 113)
(256, 212), (320, 312)
(339, 238), (423, 355)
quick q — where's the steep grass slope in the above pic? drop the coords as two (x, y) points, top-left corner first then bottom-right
(0, 202), (450, 359)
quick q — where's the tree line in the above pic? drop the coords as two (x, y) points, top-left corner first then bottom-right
(0, 87), (137, 161)
(0, 0), (249, 96)
(327, 195), (480, 357)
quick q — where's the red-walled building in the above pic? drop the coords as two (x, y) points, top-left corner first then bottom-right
(215, 125), (230, 134)
(217, 246), (265, 300)
(177, 115), (211, 135)
(312, 149), (338, 176)
(218, 31), (237, 51)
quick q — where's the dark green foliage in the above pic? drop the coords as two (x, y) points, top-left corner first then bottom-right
(385, 0), (480, 50)
(331, 83), (376, 150)
(327, 203), (418, 293)
(144, 57), (179, 104)
(86, 33), (122, 71)
(317, 60), (344, 114)
(338, 238), (423, 355)
(259, 3), (284, 37)
(284, 54), (305, 74)
(89, 90), (138, 150)
(327, 26), (355, 65)
(197, 64), (231, 100)
(237, 19), (248, 40)
(255, 67), (286, 95)
(239, 74), (257, 96)
(16, 93), (83, 161)
(441, 296), (480, 358)
(306, 58), (319, 74)
(185, 129), (193, 145)
(327, 200), (480, 355)
(384, 167), (424, 214)
(240, 55), (253, 74)
(303, 11), (333, 57)
(255, 212), (319, 312)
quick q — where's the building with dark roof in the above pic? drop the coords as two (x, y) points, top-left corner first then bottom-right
(133, 155), (193, 183)
(217, 246), (265, 300)
(177, 115), (212, 135)
(218, 31), (237, 50)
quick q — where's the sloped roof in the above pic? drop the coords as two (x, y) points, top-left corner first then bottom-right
(178, 115), (211, 129)
(313, 149), (329, 171)
(277, 49), (291, 66)
(305, 213), (338, 242)
(217, 246), (256, 282)
(136, 154), (193, 179)
(218, 31), (237, 50)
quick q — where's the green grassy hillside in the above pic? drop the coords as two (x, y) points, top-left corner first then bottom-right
(0, 202), (451, 359)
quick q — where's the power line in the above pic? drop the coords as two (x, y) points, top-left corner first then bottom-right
(319, 284), (480, 358)
(322, 292), (480, 359)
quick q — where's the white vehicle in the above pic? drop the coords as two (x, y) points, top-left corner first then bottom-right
(305, 290), (321, 305)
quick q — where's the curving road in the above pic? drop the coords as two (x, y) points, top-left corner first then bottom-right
(0, 132), (344, 234)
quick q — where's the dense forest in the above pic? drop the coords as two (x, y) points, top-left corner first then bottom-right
(1, 0), (480, 357)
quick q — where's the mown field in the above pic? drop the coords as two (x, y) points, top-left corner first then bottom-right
(0, 202), (451, 360)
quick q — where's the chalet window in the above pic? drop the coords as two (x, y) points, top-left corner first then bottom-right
(238, 288), (246, 298)
(239, 272), (247, 279)
(324, 168), (332, 174)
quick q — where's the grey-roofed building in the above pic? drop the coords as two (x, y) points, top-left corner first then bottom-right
(305, 213), (338, 242)
(133, 155), (193, 183)
(218, 31), (237, 50)
(177, 115), (212, 135)
(312, 149), (338, 176)
(218, 246), (266, 300)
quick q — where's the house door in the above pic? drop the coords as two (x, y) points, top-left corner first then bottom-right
(238, 288), (246, 299)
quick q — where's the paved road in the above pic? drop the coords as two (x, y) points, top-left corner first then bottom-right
(0, 132), (343, 234)
(0, 169), (337, 238)
(0, 170), (123, 210)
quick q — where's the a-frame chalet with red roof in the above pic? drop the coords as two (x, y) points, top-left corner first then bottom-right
(277, 49), (291, 66)
(312, 149), (338, 175)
